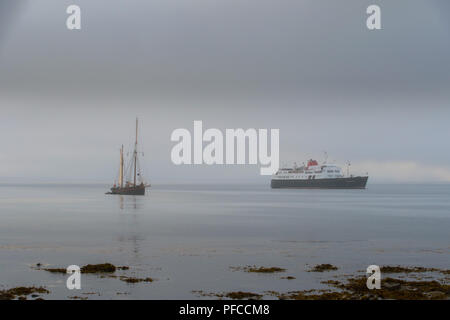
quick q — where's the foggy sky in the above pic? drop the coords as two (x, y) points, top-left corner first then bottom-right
(1, 0), (450, 184)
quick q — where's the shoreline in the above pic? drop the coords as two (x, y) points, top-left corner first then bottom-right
(1, 263), (448, 300)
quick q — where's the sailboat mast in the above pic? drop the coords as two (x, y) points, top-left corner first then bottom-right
(134, 118), (138, 187)
(119, 145), (124, 188)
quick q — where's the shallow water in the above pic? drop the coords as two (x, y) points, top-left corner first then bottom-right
(0, 183), (449, 299)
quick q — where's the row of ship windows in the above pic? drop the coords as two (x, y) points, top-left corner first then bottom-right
(279, 170), (340, 174)
(277, 175), (341, 179)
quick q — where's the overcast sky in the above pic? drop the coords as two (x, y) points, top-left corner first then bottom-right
(1, 0), (450, 184)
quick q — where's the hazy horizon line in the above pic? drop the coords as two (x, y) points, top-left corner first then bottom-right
(1, 181), (449, 187)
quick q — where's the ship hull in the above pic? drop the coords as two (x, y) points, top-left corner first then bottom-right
(271, 176), (368, 189)
(108, 185), (146, 195)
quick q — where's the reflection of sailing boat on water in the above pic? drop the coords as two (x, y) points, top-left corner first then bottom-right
(117, 198), (144, 258)
(116, 195), (146, 259)
(118, 195), (139, 210)
(106, 118), (150, 195)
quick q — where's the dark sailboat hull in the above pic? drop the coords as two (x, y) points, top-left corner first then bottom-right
(271, 176), (368, 189)
(108, 185), (146, 195)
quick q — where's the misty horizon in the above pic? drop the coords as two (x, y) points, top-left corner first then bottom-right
(1, 0), (450, 184)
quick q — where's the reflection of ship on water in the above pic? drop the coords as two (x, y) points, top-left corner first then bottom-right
(116, 196), (145, 259)
(117, 230), (145, 257)
(118, 195), (140, 210)
(106, 118), (150, 196)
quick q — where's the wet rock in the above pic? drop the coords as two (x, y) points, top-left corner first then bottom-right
(42, 268), (66, 273)
(0, 287), (49, 300)
(117, 266), (130, 270)
(426, 291), (445, 299)
(231, 266), (286, 273)
(380, 266), (438, 273)
(224, 292), (262, 300)
(309, 264), (338, 272)
(81, 263), (116, 273)
(383, 282), (401, 290)
(68, 296), (88, 300)
(119, 276), (153, 283)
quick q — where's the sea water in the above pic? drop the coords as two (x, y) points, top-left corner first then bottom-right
(0, 183), (448, 299)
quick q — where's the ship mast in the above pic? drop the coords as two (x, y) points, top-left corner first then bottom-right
(134, 118), (138, 187)
(119, 144), (124, 188)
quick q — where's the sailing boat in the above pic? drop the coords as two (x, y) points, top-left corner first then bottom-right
(107, 118), (149, 195)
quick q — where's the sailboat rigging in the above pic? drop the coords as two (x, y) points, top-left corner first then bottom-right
(106, 118), (149, 195)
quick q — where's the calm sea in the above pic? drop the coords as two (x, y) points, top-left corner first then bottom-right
(0, 183), (449, 299)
